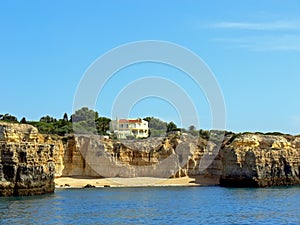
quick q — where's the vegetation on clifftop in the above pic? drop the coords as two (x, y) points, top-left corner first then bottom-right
(0, 108), (111, 136)
(2, 108), (289, 139)
(0, 108), (189, 138)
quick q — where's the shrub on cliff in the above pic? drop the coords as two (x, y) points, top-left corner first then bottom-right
(40, 115), (57, 123)
(0, 113), (18, 123)
(167, 121), (180, 133)
(149, 129), (166, 137)
(28, 114), (73, 135)
(199, 129), (210, 140)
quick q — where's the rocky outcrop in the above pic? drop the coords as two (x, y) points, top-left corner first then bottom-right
(61, 132), (300, 187)
(62, 134), (188, 178)
(61, 136), (100, 177)
(1, 120), (299, 193)
(0, 122), (59, 196)
(60, 133), (222, 181)
(220, 134), (300, 187)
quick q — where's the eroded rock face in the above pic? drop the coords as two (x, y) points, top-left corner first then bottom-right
(62, 134), (185, 178)
(61, 136), (100, 177)
(60, 133), (222, 180)
(220, 134), (300, 187)
(49, 131), (300, 187)
(0, 122), (57, 196)
(2, 120), (299, 193)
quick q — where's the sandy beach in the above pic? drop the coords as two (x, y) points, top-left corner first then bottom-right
(55, 175), (220, 188)
(55, 176), (200, 188)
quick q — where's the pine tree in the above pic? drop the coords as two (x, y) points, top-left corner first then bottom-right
(20, 117), (27, 124)
(167, 121), (178, 133)
(63, 113), (69, 122)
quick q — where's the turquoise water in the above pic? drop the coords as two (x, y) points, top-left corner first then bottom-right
(0, 186), (299, 224)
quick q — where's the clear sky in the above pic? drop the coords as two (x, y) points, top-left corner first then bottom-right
(1, 1), (300, 134)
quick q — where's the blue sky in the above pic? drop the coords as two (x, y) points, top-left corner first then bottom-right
(1, 1), (300, 134)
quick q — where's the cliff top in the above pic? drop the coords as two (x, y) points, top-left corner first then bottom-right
(0, 122), (40, 143)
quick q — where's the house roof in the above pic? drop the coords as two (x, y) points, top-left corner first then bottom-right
(118, 118), (143, 123)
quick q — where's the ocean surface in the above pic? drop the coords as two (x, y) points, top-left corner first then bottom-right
(0, 186), (299, 225)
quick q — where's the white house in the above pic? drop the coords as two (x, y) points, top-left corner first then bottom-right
(110, 118), (149, 139)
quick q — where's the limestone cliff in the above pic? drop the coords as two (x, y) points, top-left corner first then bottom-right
(62, 134), (186, 178)
(2, 120), (299, 194)
(0, 122), (59, 196)
(60, 133), (221, 180)
(59, 132), (300, 187)
(61, 136), (100, 177)
(220, 134), (300, 187)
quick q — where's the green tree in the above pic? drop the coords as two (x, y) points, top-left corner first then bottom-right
(71, 107), (98, 122)
(20, 117), (27, 124)
(53, 123), (73, 136)
(199, 129), (210, 140)
(189, 125), (196, 131)
(27, 121), (54, 134)
(144, 117), (167, 130)
(40, 115), (57, 123)
(0, 113), (18, 123)
(188, 125), (198, 136)
(60, 113), (69, 127)
(143, 117), (152, 123)
(95, 117), (111, 135)
(144, 117), (168, 137)
(71, 107), (99, 134)
(28, 113), (74, 135)
(166, 121), (178, 133)
(63, 113), (69, 122)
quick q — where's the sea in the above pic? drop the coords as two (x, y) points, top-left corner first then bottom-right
(0, 186), (299, 225)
